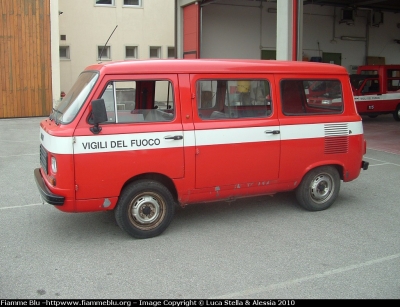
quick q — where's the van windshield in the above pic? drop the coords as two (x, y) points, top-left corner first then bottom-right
(350, 74), (368, 90)
(51, 71), (99, 124)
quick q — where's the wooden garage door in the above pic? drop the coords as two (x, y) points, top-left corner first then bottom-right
(0, 0), (52, 118)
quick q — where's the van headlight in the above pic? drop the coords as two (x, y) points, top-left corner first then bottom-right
(51, 156), (57, 173)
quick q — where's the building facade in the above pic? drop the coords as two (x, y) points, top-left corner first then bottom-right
(58, 0), (175, 95)
(176, 0), (400, 73)
(2, 0), (399, 118)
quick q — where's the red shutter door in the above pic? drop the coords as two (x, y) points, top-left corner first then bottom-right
(183, 3), (200, 59)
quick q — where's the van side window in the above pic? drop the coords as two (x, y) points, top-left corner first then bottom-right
(99, 80), (174, 123)
(387, 69), (400, 91)
(360, 70), (378, 75)
(281, 79), (343, 115)
(196, 79), (272, 120)
(361, 79), (379, 93)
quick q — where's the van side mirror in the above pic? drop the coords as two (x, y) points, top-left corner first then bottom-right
(90, 99), (107, 134)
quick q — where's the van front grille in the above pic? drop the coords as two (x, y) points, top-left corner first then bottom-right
(40, 145), (48, 174)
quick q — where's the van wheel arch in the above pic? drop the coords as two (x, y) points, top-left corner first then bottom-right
(299, 164), (343, 182)
(121, 173), (178, 201)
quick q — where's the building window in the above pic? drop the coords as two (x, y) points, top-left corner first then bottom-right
(98, 46), (111, 61)
(60, 35), (66, 41)
(168, 47), (175, 58)
(125, 46), (138, 59)
(59, 46), (70, 60)
(149, 46), (161, 59)
(95, 0), (115, 6)
(123, 0), (141, 7)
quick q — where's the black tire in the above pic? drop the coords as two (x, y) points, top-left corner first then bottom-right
(295, 166), (340, 211)
(115, 180), (175, 239)
(368, 115), (378, 118)
(393, 104), (400, 121)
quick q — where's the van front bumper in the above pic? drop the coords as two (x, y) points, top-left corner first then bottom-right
(34, 168), (65, 205)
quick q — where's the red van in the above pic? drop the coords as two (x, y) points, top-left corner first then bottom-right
(34, 59), (369, 238)
(350, 64), (400, 121)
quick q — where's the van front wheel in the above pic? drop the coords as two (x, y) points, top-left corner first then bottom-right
(295, 166), (340, 211)
(115, 180), (175, 239)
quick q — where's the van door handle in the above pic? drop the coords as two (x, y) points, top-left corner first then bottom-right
(164, 135), (183, 140)
(265, 130), (280, 135)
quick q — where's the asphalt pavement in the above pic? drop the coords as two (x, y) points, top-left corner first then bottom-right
(0, 115), (399, 299)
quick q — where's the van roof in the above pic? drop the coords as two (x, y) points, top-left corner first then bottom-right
(85, 59), (348, 75)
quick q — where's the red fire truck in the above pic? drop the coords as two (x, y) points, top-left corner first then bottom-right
(350, 64), (400, 121)
(34, 59), (369, 239)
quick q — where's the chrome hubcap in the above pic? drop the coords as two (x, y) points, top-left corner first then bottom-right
(132, 196), (160, 224)
(310, 174), (333, 203)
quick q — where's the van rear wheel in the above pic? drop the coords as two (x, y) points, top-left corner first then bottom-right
(393, 104), (400, 121)
(295, 166), (340, 211)
(115, 180), (175, 239)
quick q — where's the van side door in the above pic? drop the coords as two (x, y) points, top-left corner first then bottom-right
(190, 74), (280, 189)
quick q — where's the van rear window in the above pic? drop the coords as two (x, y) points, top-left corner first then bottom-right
(281, 79), (343, 116)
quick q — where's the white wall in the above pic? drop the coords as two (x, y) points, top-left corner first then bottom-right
(200, 1), (400, 72)
(59, 0), (175, 93)
(367, 10), (400, 64)
(201, 1), (265, 59)
(303, 5), (400, 70)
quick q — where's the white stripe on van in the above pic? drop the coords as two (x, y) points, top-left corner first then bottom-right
(40, 127), (74, 155)
(194, 126), (280, 146)
(354, 92), (400, 101)
(74, 130), (185, 154)
(40, 121), (364, 155)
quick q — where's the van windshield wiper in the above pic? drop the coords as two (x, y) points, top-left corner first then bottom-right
(50, 108), (63, 125)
